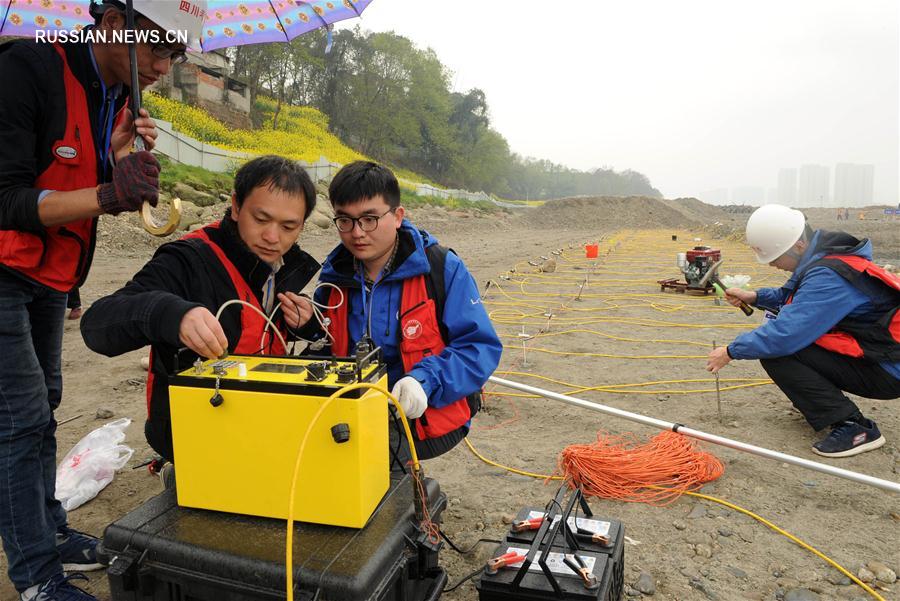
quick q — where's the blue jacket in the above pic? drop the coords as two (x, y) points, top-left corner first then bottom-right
(315, 220), (502, 409)
(728, 229), (900, 379)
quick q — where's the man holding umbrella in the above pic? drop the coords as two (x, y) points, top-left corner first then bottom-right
(0, 2), (205, 599)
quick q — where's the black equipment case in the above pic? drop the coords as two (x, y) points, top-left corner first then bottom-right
(98, 474), (447, 601)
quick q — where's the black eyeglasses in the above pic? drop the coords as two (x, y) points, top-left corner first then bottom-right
(150, 43), (188, 65)
(332, 208), (395, 233)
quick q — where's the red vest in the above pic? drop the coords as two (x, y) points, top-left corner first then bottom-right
(788, 254), (900, 361)
(146, 223), (286, 412)
(0, 44), (99, 292)
(326, 276), (474, 441)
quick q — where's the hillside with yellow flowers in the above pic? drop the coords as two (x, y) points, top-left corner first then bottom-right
(144, 91), (365, 165)
(143, 92), (426, 184)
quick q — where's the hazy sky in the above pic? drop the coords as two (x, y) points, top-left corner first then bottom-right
(339, 0), (899, 202)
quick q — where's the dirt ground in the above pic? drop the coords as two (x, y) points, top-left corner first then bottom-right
(2, 199), (898, 600)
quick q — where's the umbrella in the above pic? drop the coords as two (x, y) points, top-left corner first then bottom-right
(203, 0), (374, 52)
(0, 1), (374, 51)
(0, 0), (374, 234)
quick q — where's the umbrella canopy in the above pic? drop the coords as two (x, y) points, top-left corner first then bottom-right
(203, 0), (373, 51)
(0, 1), (373, 51)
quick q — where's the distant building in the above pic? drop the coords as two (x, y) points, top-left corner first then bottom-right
(777, 168), (797, 206)
(732, 186), (765, 205)
(833, 163), (874, 207)
(149, 50), (251, 130)
(798, 164), (830, 207)
(698, 189), (729, 205)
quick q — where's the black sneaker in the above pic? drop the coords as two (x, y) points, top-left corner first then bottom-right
(56, 527), (102, 572)
(19, 573), (96, 601)
(812, 418), (886, 458)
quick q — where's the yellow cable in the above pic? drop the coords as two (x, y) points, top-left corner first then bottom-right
(286, 383), (418, 601)
(462, 437), (885, 601)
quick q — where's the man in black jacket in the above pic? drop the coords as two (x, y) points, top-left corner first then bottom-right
(0, 2), (206, 598)
(81, 156), (321, 466)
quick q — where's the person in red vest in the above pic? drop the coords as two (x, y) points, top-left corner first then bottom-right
(306, 161), (502, 466)
(81, 156), (320, 465)
(707, 204), (900, 458)
(0, 1), (208, 598)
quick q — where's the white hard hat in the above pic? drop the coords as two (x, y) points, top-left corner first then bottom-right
(92, 0), (207, 51)
(745, 204), (807, 263)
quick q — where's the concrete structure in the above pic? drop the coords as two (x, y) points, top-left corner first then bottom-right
(150, 50), (251, 129)
(777, 168), (797, 206)
(798, 164), (830, 207)
(833, 163), (874, 207)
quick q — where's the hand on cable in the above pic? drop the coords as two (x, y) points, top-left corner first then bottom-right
(391, 376), (428, 419)
(277, 292), (314, 329)
(179, 307), (229, 360)
(97, 150), (159, 215)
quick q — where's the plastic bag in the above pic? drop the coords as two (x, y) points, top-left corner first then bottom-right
(720, 274), (751, 289)
(56, 418), (134, 512)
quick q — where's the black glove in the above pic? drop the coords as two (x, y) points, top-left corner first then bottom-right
(97, 150), (160, 215)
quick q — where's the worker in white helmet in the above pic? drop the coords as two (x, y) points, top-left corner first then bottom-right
(0, 2), (205, 599)
(706, 204), (900, 459)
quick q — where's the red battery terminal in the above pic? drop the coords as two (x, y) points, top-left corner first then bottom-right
(511, 516), (544, 532)
(485, 551), (527, 575)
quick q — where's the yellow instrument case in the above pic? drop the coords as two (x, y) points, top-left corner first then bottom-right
(168, 355), (388, 528)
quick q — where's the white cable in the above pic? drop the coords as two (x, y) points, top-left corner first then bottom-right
(215, 298), (288, 354)
(259, 282), (345, 351)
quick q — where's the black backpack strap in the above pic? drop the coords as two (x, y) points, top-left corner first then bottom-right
(422, 243), (482, 416)
(423, 243), (454, 341)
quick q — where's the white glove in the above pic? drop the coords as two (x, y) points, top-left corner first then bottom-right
(391, 376), (428, 419)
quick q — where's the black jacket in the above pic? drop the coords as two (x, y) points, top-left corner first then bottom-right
(0, 37), (126, 232)
(81, 212), (320, 460)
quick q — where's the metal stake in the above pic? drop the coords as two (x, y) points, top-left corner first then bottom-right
(575, 279), (587, 301)
(713, 340), (723, 422)
(517, 327), (532, 366)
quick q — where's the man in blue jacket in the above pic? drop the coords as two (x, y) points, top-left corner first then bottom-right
(707, 204), (900, 458)
(311, 161), (502, 463)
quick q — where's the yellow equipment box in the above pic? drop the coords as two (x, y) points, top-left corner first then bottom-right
(168, 354), (389, 528)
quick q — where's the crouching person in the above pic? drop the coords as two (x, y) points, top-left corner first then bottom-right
(81, 156), (320, 463)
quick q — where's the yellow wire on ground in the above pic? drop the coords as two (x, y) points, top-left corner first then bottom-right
(286, 383), (419, 601)
(490, 370), (773, 396)
(462, 437), (885, 601)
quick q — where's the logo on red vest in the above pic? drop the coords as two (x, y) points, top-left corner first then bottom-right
(402, 319), (423, 340)
(54, 145), (78, 160)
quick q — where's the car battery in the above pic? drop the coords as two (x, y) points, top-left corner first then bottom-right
(99, 474), (447, 601)
(475, 539), (622, 601)
(476, 487), (624, 601)
(506, 508), (624, 557)
(167, 353), (388, 528)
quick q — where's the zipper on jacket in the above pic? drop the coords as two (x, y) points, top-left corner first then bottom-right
(399, 300), (426, 321)
(57, 227), (87, 280)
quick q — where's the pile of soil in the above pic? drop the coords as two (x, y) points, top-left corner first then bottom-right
(519, 196), (705, 231)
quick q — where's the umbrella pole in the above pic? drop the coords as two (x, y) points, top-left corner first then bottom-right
(487, 375), (900, 494)
(125, 0), (143, 152)
(124, 0), (180, 236)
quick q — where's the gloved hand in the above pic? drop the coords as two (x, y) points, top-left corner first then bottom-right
(97, 150), (160, 215)
(391, 376), (428, 419)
